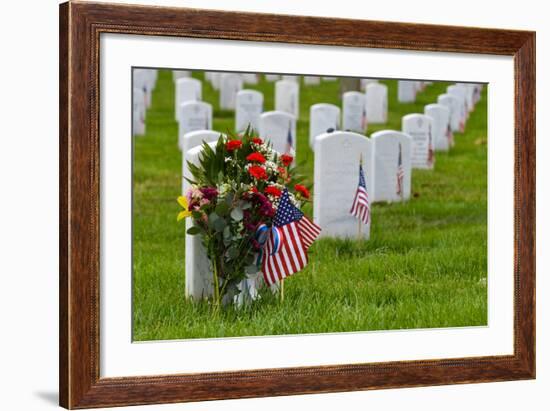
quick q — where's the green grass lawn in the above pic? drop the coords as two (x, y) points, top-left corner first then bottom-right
(132, 71), (488, 341)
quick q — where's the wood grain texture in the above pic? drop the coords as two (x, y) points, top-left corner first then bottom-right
(59, 1), (536, 408)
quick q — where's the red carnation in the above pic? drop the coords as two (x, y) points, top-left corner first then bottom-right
(264, 186), (282, 197)
(246, 152), (267, 164)
(248, 166), (268, 180)
(252, 137), (263, 145)
(280, 154), (293, 167)
(226, 140), (242, 151)
(294, 184), (310, 199)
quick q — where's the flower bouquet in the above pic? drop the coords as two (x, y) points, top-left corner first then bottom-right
(177, 129), (320, 309)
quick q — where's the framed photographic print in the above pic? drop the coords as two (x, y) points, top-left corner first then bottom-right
(59, 1), (535, 409)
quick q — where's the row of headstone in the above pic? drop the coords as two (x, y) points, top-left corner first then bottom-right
(311, 81), (485, 241)
(201, 72), (341, 92)
(308, 84), (387, 147)
(132, 68), (158, 136)
(176, 72), (245, 113)
(436, 83), (483, 134)
(312, 130), (413, 239)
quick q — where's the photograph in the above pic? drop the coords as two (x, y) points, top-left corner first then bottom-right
(132, 69), (488, 341)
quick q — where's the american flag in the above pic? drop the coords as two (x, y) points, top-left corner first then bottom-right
(261, 189), (321, 286)
(285, 121), (294, 155)
(349, 158), (370, 225)
(427, 127), (434, 167)
(396, 143), (404, 198)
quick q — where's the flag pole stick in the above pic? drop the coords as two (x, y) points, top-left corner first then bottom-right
(357, 153), (363, 240)
(280, 279), (285, 303)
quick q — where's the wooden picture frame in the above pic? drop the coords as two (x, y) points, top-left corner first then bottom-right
(59, 1), (535, 408)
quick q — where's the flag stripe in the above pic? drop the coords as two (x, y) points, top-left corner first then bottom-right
(261, 189), (321, 285)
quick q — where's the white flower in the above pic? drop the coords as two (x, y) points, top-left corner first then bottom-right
(217, 183), (232, 197)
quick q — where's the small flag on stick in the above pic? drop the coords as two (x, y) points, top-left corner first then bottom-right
(350, 154), (370, 225)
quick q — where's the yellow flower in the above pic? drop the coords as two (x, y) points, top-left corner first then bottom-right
(177, 196), (192, 221)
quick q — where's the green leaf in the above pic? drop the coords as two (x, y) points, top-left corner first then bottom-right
(213, 217), (226, 232)
(241, 201), (252, 210)
(227, 246), (239, 259)
(208, 212), (219, 229)
(230, 207), (243, 221)
(191, 211), (202, 219)
(225, 192), (235, 206)
(186, 226), (202, 235)
(223, 225), (231, 239)
(215, 202), (230, 216)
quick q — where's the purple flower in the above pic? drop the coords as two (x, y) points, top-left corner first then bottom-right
(253, 193), (275, 217)
(200, 187), (218, 200)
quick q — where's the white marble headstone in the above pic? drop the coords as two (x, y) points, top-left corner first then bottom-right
(371, 130), (412, 202)
(447, 85), (468, 131)
(184, 142), (218, 299)
(241, 73), (259, 85)
(219, 73), (243, 110)
(457, 83), (475, 112)
(235, 90), (264, 133)
(313, 131), (374, 239)
(309, 103), (340, 148)
(303, 76), (321, 85)
(132, 87), (146, 136)
(133, 69), (153, 108)
(173, 70), (191, 82)
(437, 94), (462, 133)
(205, 72), (221, 90)
(415, 81), (426, 92)
(265, 74), (281, 82)
(322, 76), (337, 81)
(366, 83), (388, 124)
(175, 78), (202, 121)
(402, 114), (434, 170)
(181, 131), (223, 194)
(360, 79), (378, 91)
(424, 104), (451, 152)
(472, 84), (483, 104)
(342, 91), (367, 134)
(178, 101), (213, 150)
(282, 75), (300, 83)
(397, 80), (417, 103)
(275, 80), (300, 119)
(259, 111), (297, 155)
